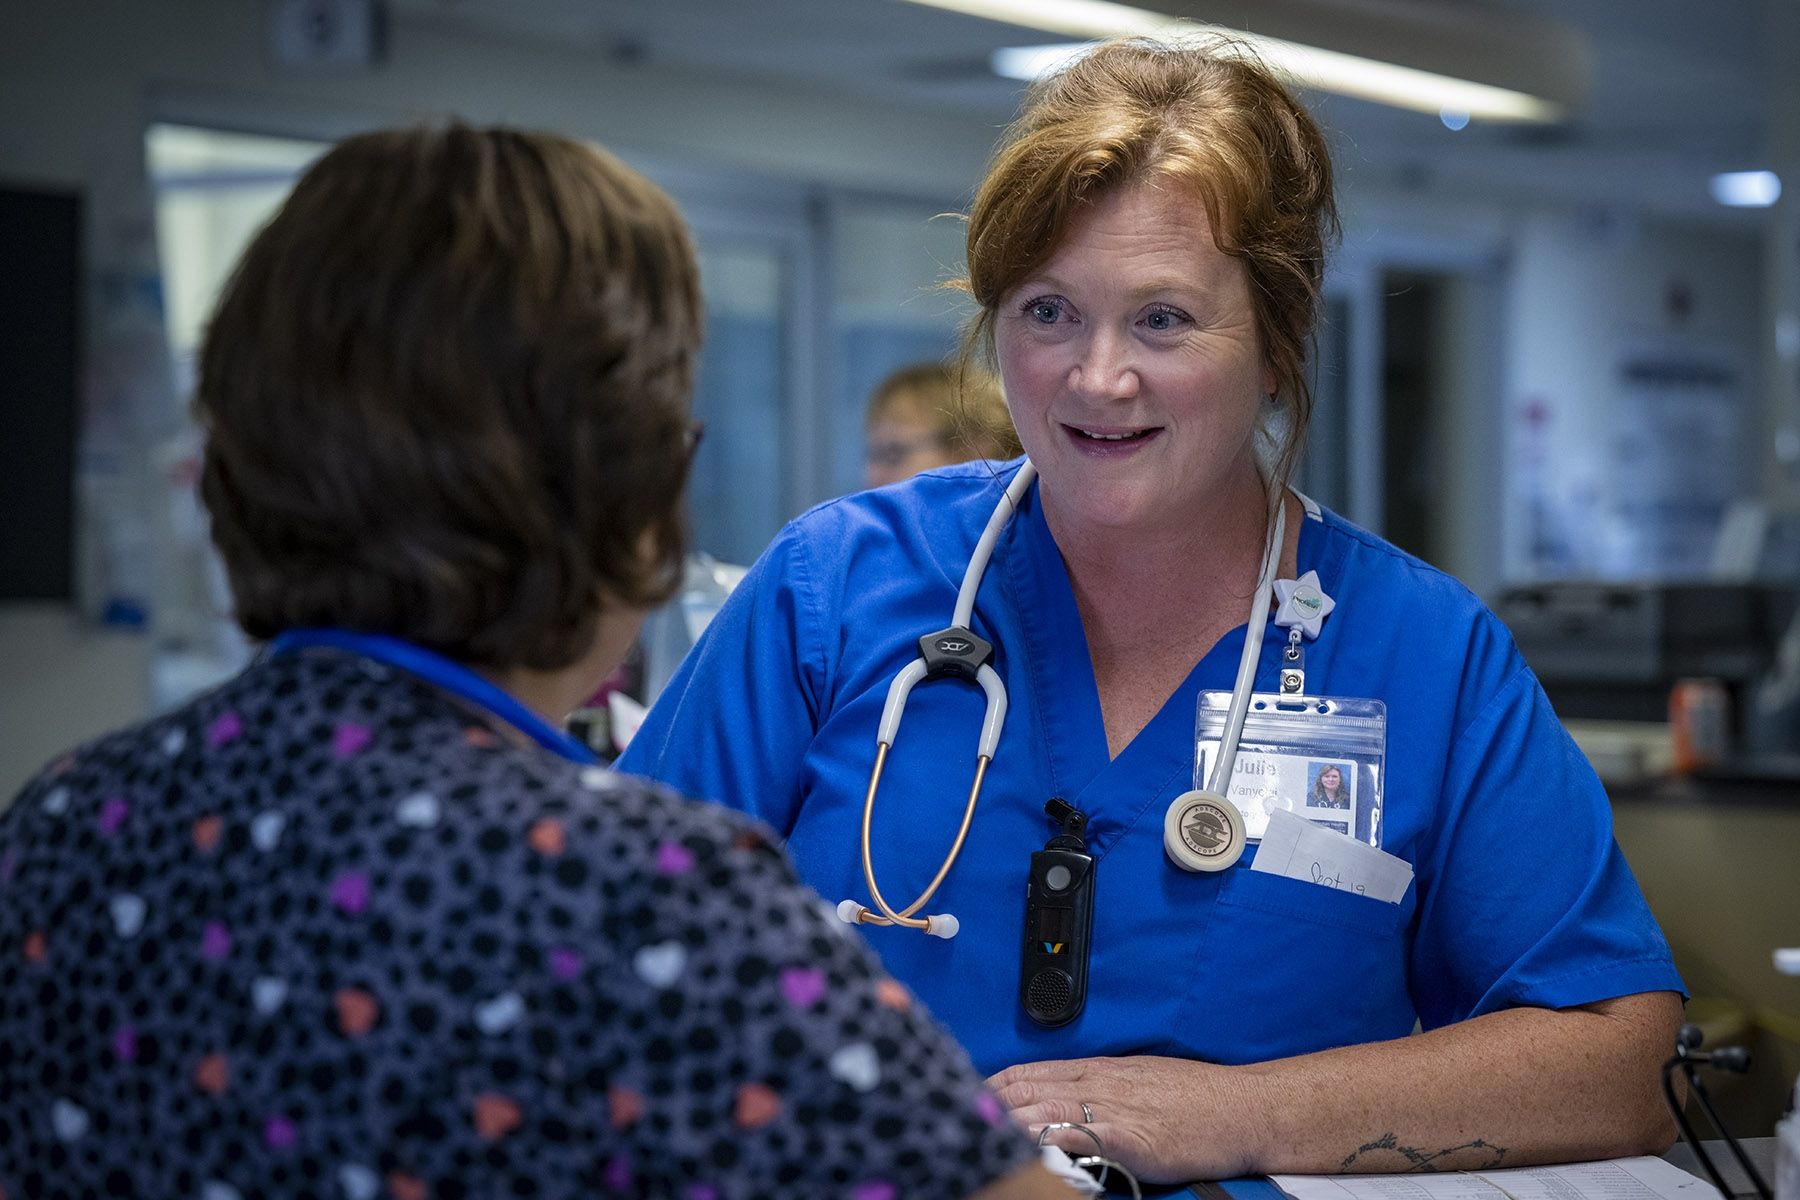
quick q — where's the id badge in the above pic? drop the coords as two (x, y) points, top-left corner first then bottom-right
(1195, 691), (1389, 848)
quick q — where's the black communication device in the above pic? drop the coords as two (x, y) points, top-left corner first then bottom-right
(1019, 798), (1096, 1028)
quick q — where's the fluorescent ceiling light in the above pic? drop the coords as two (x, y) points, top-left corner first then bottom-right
(927, 0), (1565, 122)
(1710, 171), (1781, 209)
(991, 43), (1093, 81)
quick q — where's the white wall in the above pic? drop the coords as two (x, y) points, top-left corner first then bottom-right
(1504, 209), (1762, 579)
(832, 201), (974, 327)
(1332, 185), (1762, 589)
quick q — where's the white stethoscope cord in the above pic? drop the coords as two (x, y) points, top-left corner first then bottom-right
(839, 460), (1284, 937)
(839, 462), (1036, 938)
(1210, 494), (1286, 793)
(1151, 494), (1286, 874)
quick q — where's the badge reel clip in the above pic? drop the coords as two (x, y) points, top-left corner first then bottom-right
(1020, 798), (1096, 1027)
(1273, 569), (1333, 699)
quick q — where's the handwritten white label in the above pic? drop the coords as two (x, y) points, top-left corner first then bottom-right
(1250, 809), (1412, 904)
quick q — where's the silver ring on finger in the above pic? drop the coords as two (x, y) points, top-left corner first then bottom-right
(1081, 1102), (1094, 1124)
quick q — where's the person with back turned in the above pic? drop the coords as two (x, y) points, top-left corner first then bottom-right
(0, 125), (1067, 1199)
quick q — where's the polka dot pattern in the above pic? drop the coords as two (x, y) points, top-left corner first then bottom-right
(0, 648), (1034, 1198)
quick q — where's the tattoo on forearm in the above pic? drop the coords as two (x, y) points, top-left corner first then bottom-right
(1338, 1133), (1508, 1173)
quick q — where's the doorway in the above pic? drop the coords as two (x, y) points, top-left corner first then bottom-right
(1376, 265), (1504, 596)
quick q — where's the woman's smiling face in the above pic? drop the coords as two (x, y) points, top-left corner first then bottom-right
(994, 180), (1273, 539)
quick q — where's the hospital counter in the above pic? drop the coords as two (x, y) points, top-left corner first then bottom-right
(1610, 773), (1800, 1140)
(1182, 1140), (1775, 1200)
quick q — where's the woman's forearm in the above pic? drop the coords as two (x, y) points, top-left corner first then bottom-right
(991, 990), (1683, 1183)
(1238, 991), (1682, 1174)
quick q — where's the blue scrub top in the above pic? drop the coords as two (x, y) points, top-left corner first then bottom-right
(621, 459), (1683, 1079)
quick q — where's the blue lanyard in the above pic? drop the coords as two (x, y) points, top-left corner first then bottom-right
(269, 629), (601, 765)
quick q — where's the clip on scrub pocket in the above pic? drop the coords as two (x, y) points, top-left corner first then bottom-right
(1195, 691), (1388, 848)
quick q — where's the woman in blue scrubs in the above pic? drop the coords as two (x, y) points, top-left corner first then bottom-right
(622, 38), (1684, 1184)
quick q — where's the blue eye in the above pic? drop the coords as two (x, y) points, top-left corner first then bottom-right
(1023, 297), (1066, 324)
(1143, 305), (1189, 332)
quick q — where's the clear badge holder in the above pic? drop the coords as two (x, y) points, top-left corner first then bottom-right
(1195, 691), (1388, 849)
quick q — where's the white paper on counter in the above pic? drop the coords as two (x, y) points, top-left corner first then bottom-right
(1271, 1155), (1723, 1200)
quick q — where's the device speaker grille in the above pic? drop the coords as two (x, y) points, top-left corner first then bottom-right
(1026, 968), (1073, 1015)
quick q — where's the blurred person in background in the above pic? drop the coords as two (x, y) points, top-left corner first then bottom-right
(865, 361), (1022, 488)
(0, 124), (1066, 1200)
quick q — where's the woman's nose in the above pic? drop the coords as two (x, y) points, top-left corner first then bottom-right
(1065, 330), (1139, 401)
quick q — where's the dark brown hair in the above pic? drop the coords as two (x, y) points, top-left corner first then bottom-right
(197, 125), (703, 670)
(865, 361), (1022, 461)
(959, 37), (1339, 492)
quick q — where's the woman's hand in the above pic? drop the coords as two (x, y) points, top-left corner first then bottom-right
(987, 995), (1682, 1185)
(987, 1055), (1261, 1184)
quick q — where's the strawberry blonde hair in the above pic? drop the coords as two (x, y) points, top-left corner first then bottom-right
(958, 37), (1339, 492)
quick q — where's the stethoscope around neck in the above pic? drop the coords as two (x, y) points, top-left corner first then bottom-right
(837, 459), (1288, 939)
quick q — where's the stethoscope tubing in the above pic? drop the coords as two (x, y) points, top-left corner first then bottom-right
(855, 743), (988, 934)
(1207, 495), (1287, 794)
(952, 461), (1038, 631)
(850, 463), (1035, 936)
(847, 460), (1287, 935)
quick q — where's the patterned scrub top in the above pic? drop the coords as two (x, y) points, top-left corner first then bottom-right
(0, 647), (1037, 1200)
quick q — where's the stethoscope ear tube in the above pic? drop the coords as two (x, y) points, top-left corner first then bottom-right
(843, 463), (1036, 939)
(851, 636), (1007, 933)
(876, 660), (928, 745)
(842, 739), (990, 938)
(974, 664), (1007, 758)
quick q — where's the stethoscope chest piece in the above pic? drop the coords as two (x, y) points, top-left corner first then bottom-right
(1162, 789), (1246, 872)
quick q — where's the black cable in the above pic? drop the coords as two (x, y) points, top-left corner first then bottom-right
(1664, 1056), (1734, 1198)
(1683, 1063), (1773, 1200)
(1661, 1023), (1774, 1200)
